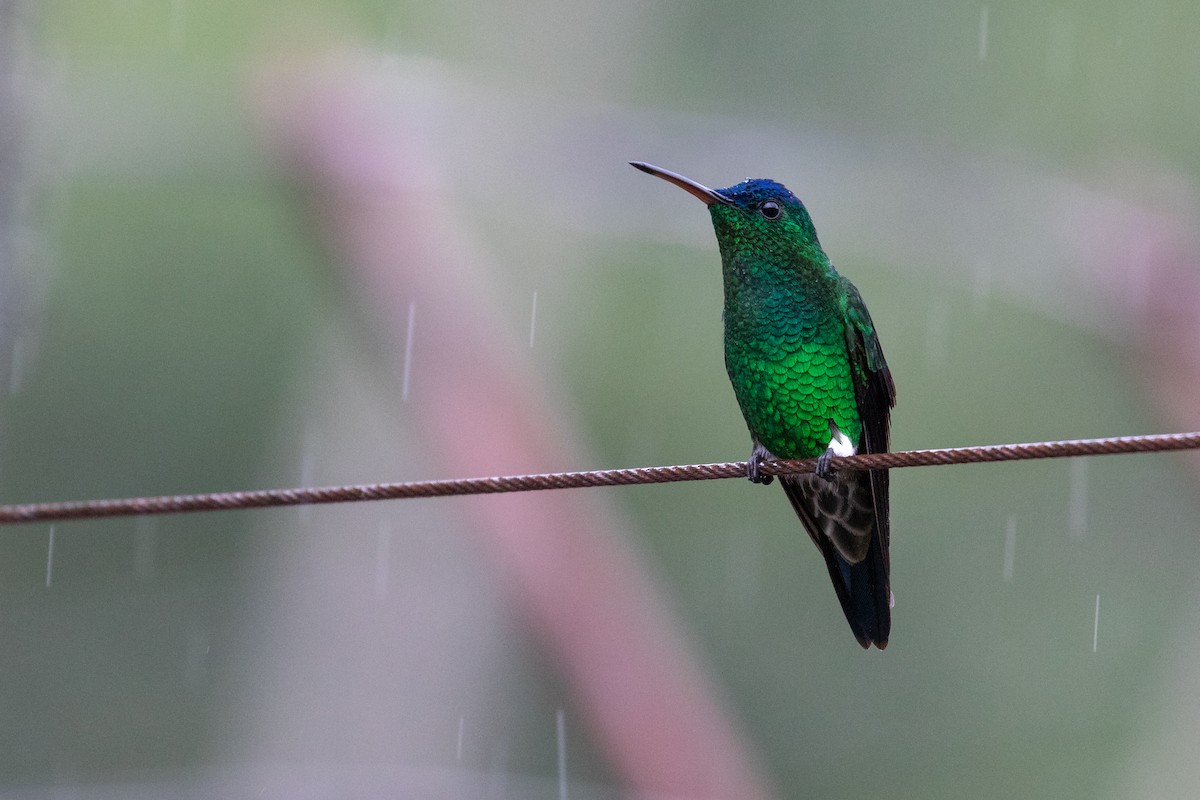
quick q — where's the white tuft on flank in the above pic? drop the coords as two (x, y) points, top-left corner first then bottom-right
(828, 427), (857, 457)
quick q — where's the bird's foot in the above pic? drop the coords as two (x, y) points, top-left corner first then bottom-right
(817, 420), (856, 482)
(815, 448), (837, 482)
(747, 442), (774, 485)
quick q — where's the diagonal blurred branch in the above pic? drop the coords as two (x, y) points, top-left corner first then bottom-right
(251, 50), (778, 800)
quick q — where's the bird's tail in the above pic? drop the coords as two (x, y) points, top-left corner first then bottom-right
(780, 470), (891, 649)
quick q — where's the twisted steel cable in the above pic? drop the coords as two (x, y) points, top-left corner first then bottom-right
(0, 431), (1197, 525)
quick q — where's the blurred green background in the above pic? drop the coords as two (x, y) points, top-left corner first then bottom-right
(2, 1), (1199, 797)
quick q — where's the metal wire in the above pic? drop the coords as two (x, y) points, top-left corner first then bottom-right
(0, 431), (1197, 526)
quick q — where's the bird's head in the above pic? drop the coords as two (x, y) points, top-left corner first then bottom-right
(630, 162), (822, 257)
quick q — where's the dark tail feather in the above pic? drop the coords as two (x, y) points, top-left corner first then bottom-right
(780, 472), (891, 649)
(824, 524), (890, 649)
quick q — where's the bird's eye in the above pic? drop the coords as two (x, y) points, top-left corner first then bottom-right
(759, 200), (782, 220)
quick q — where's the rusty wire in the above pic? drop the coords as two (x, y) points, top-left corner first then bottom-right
(0, 431), (1197, 526)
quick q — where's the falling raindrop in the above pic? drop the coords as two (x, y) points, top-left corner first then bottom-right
(402, 301), (416, 402)
(45, 525), (55, 587)
(529, 290), (539, 348)
(1002, 516), (1016, 581)
(456, 714), (465, 761)
(1068, 458), (1088, 538)
(978, 6), (989, 61)
(185, 625), (210, 685)
(375, 523), (391, 601)
(1092, 593), (1100, 653)
(556, 708), (568, 800)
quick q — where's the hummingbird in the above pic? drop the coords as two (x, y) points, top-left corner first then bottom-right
(631, 161), (896, 649)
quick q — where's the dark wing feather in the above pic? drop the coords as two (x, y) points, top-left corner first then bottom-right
(842, 278), (895, 569)
(842, 277), (895, 645)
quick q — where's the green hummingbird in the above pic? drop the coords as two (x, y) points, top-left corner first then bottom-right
(632, 161), (896, 649)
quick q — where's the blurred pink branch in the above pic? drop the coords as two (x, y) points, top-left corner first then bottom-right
(253, 52), (776, 800)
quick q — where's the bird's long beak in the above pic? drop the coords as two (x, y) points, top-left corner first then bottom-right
(630, 161), (731, 206)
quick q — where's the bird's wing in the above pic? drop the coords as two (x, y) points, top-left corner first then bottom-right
(840, 274), (895, 572)
(841, 276), (896, 443)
